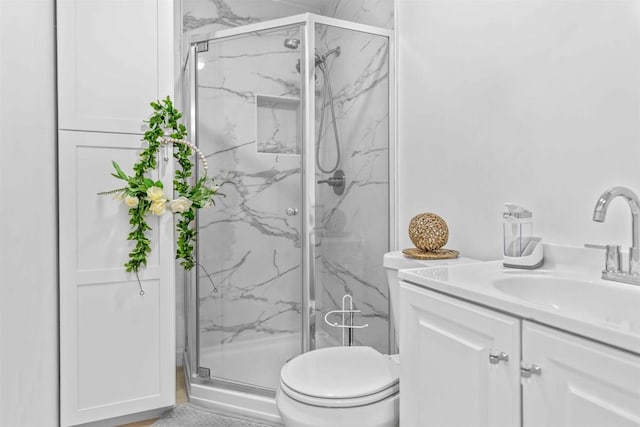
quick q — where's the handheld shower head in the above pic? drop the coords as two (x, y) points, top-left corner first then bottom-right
(284, 38), (300, 49)
(322, 46), (341, 60)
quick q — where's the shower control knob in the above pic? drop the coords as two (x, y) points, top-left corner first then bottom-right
(317, 169), (346, 196)
(285, 208), (299, 216)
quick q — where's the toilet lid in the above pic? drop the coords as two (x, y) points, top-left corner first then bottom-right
(280, 346), (399, 406)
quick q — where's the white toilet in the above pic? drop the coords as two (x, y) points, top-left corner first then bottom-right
(276, 251), (472, 427)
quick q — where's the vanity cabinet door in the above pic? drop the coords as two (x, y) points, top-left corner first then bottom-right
(399, 282), (521, 427)
(522, 321), (640, 427)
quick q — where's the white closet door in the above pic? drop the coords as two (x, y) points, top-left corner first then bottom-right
(57, 0), (174, 134)
(59, 130), (175, 426)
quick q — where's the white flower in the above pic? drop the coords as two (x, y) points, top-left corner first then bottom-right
(170, 197), (193, 213)
(124, 195), (139, 208)
(146, 186), (166, 202)
(203, 200), (213, 209)
(149, 200), (167, 216)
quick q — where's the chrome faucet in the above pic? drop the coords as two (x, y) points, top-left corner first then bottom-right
(591, 186), (640, 285)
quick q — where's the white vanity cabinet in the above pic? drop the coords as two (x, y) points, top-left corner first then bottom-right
(399, 281), (640, 427)
(399, 282), (521, 427)
(522, 321), (640, 427)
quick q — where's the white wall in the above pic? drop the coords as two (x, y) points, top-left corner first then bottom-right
(0, 0), (58, 425)
(398, 0), (640, 261)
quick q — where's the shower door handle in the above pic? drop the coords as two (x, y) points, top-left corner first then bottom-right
(285, 208), (299, 216)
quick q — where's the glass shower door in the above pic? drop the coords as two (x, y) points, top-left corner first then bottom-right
(312, 22), (391, 354)
(194, 24), (304, 391)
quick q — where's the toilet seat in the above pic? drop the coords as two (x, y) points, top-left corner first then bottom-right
(279, 346), (399, 408)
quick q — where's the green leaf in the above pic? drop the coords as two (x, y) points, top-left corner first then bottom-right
(106, 96), (225, 275)
(112, 161), (129, 181)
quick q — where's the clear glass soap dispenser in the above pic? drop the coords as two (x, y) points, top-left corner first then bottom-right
(503, 203), (533, 257)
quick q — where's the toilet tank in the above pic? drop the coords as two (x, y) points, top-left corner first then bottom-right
(383, 252), (477, 347)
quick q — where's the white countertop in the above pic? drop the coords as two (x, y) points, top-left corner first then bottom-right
(399, 245), (640, 354)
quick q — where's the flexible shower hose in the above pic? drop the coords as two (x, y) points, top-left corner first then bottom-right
(316, 61), (341, 174)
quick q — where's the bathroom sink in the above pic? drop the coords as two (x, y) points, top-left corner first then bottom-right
(399, 244), (640, 353)
(493, 274), (640, 334)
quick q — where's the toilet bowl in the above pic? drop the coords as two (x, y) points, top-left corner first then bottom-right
(276, 251), (474, 427)
(276, 346), (399, 427)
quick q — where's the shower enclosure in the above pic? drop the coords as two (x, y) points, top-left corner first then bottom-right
(182, 13), (394, 422)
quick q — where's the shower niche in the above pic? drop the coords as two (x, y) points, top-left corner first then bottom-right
(256, 95), (301, 155)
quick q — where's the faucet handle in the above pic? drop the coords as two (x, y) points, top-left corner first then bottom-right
(585, 244), (622, 273)
(629, 247), (640, 276)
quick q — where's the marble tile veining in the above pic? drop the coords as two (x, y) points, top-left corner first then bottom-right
(314, 22), (390, 352)
(184, 1), (394, 384)
(194, 25), (303, 359)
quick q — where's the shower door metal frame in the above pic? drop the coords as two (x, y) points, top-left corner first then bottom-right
(185, 43), (199, 376)
(185, 12), (396, 389)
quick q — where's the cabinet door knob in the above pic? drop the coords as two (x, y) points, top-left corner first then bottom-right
(520, 363), (542, 378)
(489, 351), (509, 364)
(285, 207), (299, 216)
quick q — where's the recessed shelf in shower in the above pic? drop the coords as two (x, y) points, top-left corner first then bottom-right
(255, 94), (301, 155)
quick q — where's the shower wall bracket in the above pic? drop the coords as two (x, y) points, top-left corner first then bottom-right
(196, 40), (209, 53)
(198, 366), (212, 379)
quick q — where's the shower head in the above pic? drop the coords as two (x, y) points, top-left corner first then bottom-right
(284, 38), (300, 49)
(315, 46), (341, 68)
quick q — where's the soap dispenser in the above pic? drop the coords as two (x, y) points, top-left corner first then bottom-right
(502, 203), (544, 269)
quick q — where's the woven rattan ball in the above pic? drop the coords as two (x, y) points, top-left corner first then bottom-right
(408, 213), (449, 251)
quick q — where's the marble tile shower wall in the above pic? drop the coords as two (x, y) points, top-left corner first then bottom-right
(325, 0), (394, 29)
(196, 27), (304, 350)
(182, 0), (313, 64)
(314, 25), (390, 351)
(181, 0), (394, 63)
(183, 1), (394, 354)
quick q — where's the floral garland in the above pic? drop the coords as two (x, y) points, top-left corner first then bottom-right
(102, 97), (221, 275)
